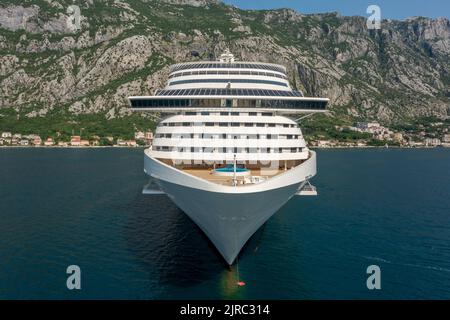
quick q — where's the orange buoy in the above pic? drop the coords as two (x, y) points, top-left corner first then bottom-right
(237, 281), (246, 286)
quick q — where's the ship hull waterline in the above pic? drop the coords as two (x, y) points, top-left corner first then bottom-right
(143, 150), (317, 265)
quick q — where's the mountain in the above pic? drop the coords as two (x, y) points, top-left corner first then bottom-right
(0, 0), (449, 138)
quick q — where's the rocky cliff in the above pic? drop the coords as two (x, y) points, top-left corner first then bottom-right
(0, 0), (449, 125)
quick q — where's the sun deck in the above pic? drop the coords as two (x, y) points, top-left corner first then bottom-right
(158, 158), (306, 186)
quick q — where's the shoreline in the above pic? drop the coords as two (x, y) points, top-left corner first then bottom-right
(0, 145), (145, 149)
(310, 145), (449, 149)
(0, 145), (448, 150)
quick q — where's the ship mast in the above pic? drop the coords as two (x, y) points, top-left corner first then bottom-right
(233, 154), (237, 186)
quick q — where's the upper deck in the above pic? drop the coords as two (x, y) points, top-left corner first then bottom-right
(129, 50), (329, 114)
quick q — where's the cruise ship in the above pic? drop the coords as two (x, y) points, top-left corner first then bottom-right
(129, 50), (328, 265)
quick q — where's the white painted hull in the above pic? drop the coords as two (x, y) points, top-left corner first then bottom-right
(144, 149), (316, 265)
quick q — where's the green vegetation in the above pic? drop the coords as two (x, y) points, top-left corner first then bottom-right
(392, 116), (449, 131)
(0, 107), (156, 144)
(366, 139), (400, 147)
(301, 113), (347, 140)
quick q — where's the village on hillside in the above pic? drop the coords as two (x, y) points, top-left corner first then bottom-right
(0, 131), (154, 147)
(1, 119), (450, 148)
(308, 121), (450, 148)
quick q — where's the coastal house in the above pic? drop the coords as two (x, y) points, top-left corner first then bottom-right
(13, 133), (22, 139)
(80, 140), (90, 146)
(116, 139), (127, 146)
(425, 138), (441, 147)
(20, 139), (29, 146)
(127, 140), (137, 147)
(443, 134), (450, 144)
(70, 136), (81, 146)
(135, 131), (145, 140)
(443, 134), (450, 147)
(88, 136), (101, 146)
(1, 132), (12, 138)
(58, 141), (68, 147)
(393, 133), (404, 144)
(357, 142), (367, 147)
(145, 131), (154, 145)
(11, 138), (19, 146)
(32, 136), (42, 146)
(356, 122), (381, 131)
(317, 140), (334, 148)
(44, 138), (55, 146)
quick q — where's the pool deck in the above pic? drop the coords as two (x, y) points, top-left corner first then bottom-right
(182, 167), (285, 186)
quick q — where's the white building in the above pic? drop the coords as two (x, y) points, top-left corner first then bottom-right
(425, 138), (441, 146)
(356, 122), (380, 131)
(44, 138), (55, 146)
(135, 131), (146, 140)
(443, 134), (450, 144)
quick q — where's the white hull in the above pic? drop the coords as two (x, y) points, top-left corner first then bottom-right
(144, 149), (316, 264)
